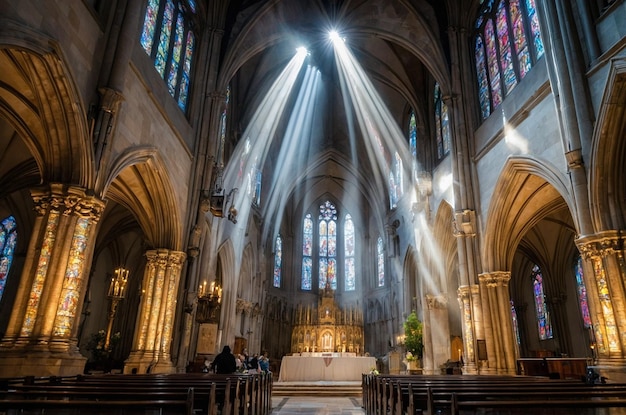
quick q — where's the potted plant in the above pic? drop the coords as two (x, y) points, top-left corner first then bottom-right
(403, 311), (423, 371)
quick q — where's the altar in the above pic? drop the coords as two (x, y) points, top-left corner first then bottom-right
(278, 354), (377, 382)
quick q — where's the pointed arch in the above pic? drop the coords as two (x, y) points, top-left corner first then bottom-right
(482, 156), (574, 272)
(0, 18), (93, 187)
(103, 147), (184, 250)
(589, 58), (626, 231)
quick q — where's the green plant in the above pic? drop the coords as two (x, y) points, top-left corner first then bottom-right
(86, 330), (121, 364)
(403, 311), (423, 359)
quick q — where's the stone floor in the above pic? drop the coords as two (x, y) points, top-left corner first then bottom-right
(270, 396), (365, 414)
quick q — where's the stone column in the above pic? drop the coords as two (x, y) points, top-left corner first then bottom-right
(457, 285), (480, 374)
(0, 184), (105, 377)
(478, 272), (517, 374)
(425, 294), (449, 375)
(577, 233), (626, 367)
(125, 249), (186, 374)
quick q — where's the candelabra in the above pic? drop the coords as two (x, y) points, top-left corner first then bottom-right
(104, 267), (128, 349)
(196, 281), (222, 323)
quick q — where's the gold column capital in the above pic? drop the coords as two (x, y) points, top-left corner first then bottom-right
(31, 184), (105, 219)
(478, 271), (511, 288)
(576, 231), (624, 259)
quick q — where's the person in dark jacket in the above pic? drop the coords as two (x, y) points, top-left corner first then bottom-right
(211, 345), (237, 374)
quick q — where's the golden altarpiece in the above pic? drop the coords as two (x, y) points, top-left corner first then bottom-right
(290, 286), (364, 354)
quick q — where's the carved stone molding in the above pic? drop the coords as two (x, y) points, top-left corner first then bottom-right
(453, 209), (477, 237)
(478, 271), (511, 288)
(577, 231), (624, 259)
(426, 294), (448, 309)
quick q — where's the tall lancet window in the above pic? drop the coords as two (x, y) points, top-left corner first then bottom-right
(575, 256), (592, 328)
(377, 237), (385, 287)
(273, 235), (282, 288)
(434, 82), (451, 160)
(344, 214), (355, 291)
(511, 300), (521, 345)
(319, 201), (337, 290)
(474, 0), (544, 120)
(532, 264), (553, 340)
(140, 0), (196, 112)
(389, 152), (403, 209)
(301, 214), (313, 290)
(409, 110), (418, 179)
(0, 215), (17, 303)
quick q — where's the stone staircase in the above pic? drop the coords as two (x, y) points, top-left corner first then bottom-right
(272, 381), (362, 397)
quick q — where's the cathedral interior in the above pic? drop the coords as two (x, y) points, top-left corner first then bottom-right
(0, 0), (625, 381)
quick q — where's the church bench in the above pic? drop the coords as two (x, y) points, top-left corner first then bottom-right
(0, 387), (194, 414)
(362, 374), (626, 415)
(1, 373), (272, 415)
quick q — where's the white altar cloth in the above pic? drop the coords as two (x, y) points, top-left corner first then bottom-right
(278, 356), (376, 382)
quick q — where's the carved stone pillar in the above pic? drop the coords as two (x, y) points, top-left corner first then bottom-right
(424, 294), (449, 375)
(0, 184), (105, 377)
(125, 249), (186, 374)
(478, 272), (517, 374)
(457, 285), (480, 374)
(577, 232), (626, 363)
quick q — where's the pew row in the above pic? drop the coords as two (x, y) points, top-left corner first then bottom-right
(0, 372), (272, 415)
(362, 373), (626, 415)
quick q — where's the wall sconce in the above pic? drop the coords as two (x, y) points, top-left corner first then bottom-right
(196, 280), (222, 323)
(105, 267), (129, 349)
(201, 162), (238, 224)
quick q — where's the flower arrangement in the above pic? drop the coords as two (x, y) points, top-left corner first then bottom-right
(369, 366), (379, 375)
(86, 330), (121, 365)
(403, 311), (424, 360)
(405, 351), (417, 362)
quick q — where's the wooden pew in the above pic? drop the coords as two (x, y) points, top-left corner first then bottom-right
(0, 386), (194, 414)
(0, 372), (273, 415)
(362, 373), (626, 415)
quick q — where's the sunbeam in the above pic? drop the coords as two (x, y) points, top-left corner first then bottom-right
(216, 49), (309, 254)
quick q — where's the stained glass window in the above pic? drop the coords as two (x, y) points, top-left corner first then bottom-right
(389, 152), (403, 209)
(409, 110), (417, 177)
(319, 201), (337, 290)
(247, 156), (262, 206)
(344, 214), (355, 291)
(434, 83), (451, 160)
(377, 237), (385, 287)
(140, 0), (196, 112)
(301, 214), (313, 290)
(575, 255), (592, 328)
(532, 264), (553, 340)
(511, 300), (521, 345)
(0, 216), (17, 303)
(474, 0), (544, 120)
(273, 235), (282, 288)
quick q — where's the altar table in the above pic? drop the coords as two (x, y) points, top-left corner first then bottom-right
(278, 356), (377, 382)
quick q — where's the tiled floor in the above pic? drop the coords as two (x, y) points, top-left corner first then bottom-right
(270, 396), (365, 414)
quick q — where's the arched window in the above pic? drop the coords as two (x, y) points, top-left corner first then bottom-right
(532, 264), (553, 340)
(273, 235), (282, 288)
(248, 156), (262, 206)
(389, 152), (403, 209)
(318, 201), (337, 290)
(575, 255), (592, 328)
(344, 214), (355, 291)
(434, 83), (451, 160)
(0, 215), (17, 303)
(474, 0), (544, 120)
(511, 300), (521, 345)
(140, 0), (196, 112)
(301, 214), (313, 290)
(409, 110), (418, 179)
(377, 237), (385, 287)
